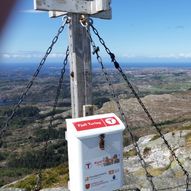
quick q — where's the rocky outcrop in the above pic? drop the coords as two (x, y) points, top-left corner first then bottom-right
(2, 130), (191, 191)
(123, 130), (191, 190)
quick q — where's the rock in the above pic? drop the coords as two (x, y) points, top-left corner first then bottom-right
(123, 130), (191, 190)
(40, 188), (69, 191)
(2, 130), (191, 190)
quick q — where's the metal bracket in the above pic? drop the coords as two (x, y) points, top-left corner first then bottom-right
(34, 0), (111, 18)
(99, 134), (105, 150)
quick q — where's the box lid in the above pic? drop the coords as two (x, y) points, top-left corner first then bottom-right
(66, 113), (125, 139)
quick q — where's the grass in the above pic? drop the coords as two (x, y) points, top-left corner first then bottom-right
(150, 134), (160, 141)
(149, 81), (191, 94)
(134, 162), (172, 177)
(148, 161), (172, 176)
(178, 124), (191, 131)
(175, 172), (185, 179)
(123, 148), (137, 158)
(0, 168), (32, 187)
(185, 132), (191, 146)
(9, 164), (69, 190)
(156, 118), (180, 126)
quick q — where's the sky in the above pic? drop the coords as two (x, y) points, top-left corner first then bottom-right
(1, 0), (191, 64)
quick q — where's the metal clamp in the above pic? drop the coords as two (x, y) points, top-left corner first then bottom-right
(80, 15), (93, 27)
(99, 134), (105, 150)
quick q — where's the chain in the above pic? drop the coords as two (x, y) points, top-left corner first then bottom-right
(81, 19), (157, 191)
(33, 172), (42, 191)
(87, 18), (190, 190)
(48, 46), (69, 131)
(0, 16), (70, 141)
(33, 46), (69, 191)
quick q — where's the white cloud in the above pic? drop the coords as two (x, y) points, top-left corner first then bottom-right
(123, 52), (191, 60)
(177, 53), (191, 58)
(49, 53), (65, 58)
(0, 52), (65, 59)
(155, 53), (191, 59)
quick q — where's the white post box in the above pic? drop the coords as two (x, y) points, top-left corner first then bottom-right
(65, 113), (125, 191)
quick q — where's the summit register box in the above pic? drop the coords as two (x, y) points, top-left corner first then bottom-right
(65, 113), (125, 191)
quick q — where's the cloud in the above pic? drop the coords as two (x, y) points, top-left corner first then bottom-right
(0, 52), (65, 59)
(177, 53), (191, 58)
(148, 53), (191, 59)
(157, 53), (191, 59)
(122, 52), (191, 60)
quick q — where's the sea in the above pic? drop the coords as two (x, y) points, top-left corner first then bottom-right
(0, 62), (191, 72)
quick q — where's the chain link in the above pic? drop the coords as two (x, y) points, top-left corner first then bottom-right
(0, 16), (70, 140)
(87, 18), (190, 190)
(48, 46), (69, 131)
(82, 21), (157, 191)
(33, 46), (69, 191)
(34, 47), (69, 190)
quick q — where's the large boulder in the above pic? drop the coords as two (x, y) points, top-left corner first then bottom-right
(123, 130), (191, 190)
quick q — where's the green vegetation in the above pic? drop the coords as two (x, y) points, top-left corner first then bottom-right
(123, 148), (137, 158)
(134, 161), (172, 177)
(185, 132), (191, 146)
(156, 119), (179, 126)
(10, 164), (69, 190)
(149, 83), (191, 94)
(1, 140), (68, 186)
(34, 128), (65, 142)
(147, 162), (172, 176)
(1, 67), (191, 188)
(39, 109), (67, 120)
(0, 168), (32, 187)
(178, 124), (191, 131)
(0, 106), (40, 129)
(150, 134), (160, 141)
(0, 151), (8, 161)
(0, 104), (69, 187)
(8, 140), (68, 169)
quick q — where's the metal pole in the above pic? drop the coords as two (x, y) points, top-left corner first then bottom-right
(68, 14), (93, 118)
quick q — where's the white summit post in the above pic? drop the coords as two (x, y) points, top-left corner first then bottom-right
(34, 0), (112, 118)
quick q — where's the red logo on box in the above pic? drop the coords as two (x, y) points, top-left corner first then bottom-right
(73, 117), (120, 131)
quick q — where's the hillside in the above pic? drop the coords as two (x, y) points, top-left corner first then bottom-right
(1, 91), (191, 190)
(1, 66), (191, 189)
(97, 90), (191, 138)
(1, 129), (191, 190)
